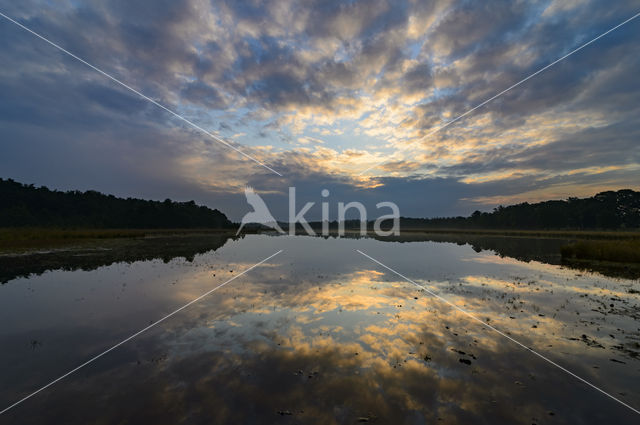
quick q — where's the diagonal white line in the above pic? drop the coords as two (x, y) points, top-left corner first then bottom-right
(357, 11), (640, 176)
(356, 249), (640, 415)
(0, 11), (283, 177)
(0, 249), (283, 416)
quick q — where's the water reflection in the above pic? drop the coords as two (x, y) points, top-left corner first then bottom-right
(0, 235), (638, 424)
(362, 232), (640, 279)
(0, 233), (234, 284)
(2, 232), (636, 285)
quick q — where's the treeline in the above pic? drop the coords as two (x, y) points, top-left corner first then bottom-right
(0, 178), (233, 229)
(399, 190), (640, 230)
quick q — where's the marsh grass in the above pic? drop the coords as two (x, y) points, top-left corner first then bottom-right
(561, 239), (640, 263)
(399, 228), (640, 240)
(0, 228), (235, 252)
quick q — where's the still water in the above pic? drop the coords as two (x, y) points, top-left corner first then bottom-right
(0, 234), (639, 424)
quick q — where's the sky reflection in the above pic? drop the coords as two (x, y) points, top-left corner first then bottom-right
(0, 235), (639, 424)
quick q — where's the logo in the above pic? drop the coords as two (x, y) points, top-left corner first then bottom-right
(237, 187), (400, 236)
(236, 187), (286, 235)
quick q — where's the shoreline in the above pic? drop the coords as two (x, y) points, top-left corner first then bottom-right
(0, 228), (240, 253)
(1, 227), (638, 280)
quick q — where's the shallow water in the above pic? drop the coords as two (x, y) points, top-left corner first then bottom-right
(0, 235), (639, 424)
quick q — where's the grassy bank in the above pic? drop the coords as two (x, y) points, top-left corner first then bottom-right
(561, 239), (640, 263)
(0, 228), (237, 252)
(397, 228), (640, 240)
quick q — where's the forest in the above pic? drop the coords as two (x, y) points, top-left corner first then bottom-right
(396, 189), (640, 230)
(0, 178), (232, 229)
(2, 178), (639, 231)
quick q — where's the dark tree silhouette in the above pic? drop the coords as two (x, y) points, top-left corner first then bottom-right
(395, 190), (640, 230)
(0, 178), (233, 229)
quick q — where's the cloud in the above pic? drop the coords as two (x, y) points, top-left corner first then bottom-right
(1, 0), (639, 218)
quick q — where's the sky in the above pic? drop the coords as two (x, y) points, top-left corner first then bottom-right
(1, 0), (639, 221)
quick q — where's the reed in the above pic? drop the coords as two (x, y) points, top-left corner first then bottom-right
(561, 239), (640, 263)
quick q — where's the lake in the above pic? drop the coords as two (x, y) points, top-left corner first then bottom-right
(0, 234), (639, 424)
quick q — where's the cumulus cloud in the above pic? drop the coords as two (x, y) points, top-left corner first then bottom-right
(1, 0), (639, 219)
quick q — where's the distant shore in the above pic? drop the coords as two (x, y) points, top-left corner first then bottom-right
(0, 228), (240, 253)
(389, 227), (640, 240)
(1, 227), (638, 281)
(3, 226), (638, 249)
